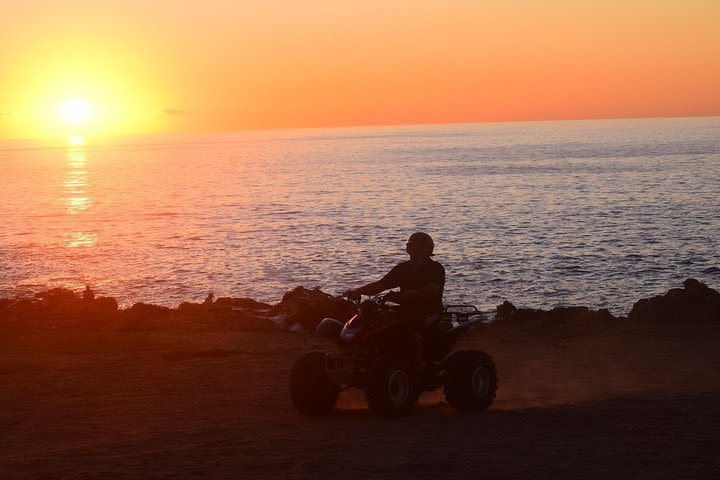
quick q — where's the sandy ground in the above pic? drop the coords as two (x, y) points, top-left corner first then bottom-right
(2, 325), (720, 479)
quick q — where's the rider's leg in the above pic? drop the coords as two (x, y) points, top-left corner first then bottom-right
(405, 313), (425, 371)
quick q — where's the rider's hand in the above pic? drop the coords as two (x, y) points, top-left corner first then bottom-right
(344, 289), (361, 301)
(384, 290), (402, 304)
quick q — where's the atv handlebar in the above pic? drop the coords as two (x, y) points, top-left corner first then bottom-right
(339, 291), (403, 315)
(342, 293), (481, 313)
(444, 304), (479, 313)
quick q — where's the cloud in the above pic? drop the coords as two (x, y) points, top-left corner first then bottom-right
(160, 108), (185, 116)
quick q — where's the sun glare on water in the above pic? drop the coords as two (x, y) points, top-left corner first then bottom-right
(58, 98), (91, 125)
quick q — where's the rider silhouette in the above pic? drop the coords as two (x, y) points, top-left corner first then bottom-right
(345, 232), (445, 326)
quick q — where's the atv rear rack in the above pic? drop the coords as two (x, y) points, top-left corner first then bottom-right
(442, 304), (486, 323)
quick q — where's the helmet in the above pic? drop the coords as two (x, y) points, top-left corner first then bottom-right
(405, 232), (435, 256)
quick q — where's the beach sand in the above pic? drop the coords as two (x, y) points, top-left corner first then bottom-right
(2, 325), (719, 479)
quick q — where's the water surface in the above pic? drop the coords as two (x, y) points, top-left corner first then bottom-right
(2, 117), (719, 314)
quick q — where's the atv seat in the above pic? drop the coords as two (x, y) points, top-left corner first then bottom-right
(419, 306), (486, 361)
(423, 305), (486, 332)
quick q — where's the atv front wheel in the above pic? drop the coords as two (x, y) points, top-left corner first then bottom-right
(365, 358), (419, 417)
(443, 350), (498, 412)
(290, 352), (340, 416)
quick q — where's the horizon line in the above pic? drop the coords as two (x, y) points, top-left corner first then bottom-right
(1, 113), (719, 146)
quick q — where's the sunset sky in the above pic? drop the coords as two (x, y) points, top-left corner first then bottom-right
(1, 0), (719, 140)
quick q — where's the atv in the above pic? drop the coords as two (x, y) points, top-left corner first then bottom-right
(289, 292), (498, 417)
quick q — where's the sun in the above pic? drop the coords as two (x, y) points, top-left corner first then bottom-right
(58, 98), (91, 125)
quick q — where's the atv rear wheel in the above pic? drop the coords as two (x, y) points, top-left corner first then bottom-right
(365, 358), (419, 417)
(443, 350), (498, 412)
(290, 352), (340, 416)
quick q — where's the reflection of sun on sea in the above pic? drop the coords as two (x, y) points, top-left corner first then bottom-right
(64, 147), (91, 216)
(61, 231), (98, 248)
(59, 102), (96, 247)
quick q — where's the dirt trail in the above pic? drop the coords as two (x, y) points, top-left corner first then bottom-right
(2, 326), (719, 479)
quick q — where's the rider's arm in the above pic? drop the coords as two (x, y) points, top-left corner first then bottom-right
(345, 281), (386, 300)
(355, 281), (387, 297)
(346, 264), (402, 299)
(346, 265), (400, 299)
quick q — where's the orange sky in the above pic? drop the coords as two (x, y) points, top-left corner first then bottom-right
(1, 0), (719, 140)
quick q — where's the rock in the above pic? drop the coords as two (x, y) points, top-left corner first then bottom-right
(12, 279), (714, 335)
(82, 296), (118, 315)
(123, 302), (172, 321)
(177, 302), (206, 314)
(34, 287), (79, 308)
(118, 302), (174, 330)
(495, 300), (518, 320)
(268, 286), (355, 331)
(0, 287), (301, 333)
(4, 298), (49, 320)
(493, 301), (620, 336)
(214, 297), (272, 311)
(126, 302), (172, 318)
(31, 288), (83, 319)
(0, 288), (121, 328)
(628, 278), (720, 324)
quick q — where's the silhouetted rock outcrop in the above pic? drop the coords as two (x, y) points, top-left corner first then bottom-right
(35, 287), (78, 308)
(0, 288), (276, 333)
(177, 297), (271, 315)
(3, 279), (719, 335)
(0, 288), (118, 326)
(267, 286), (355, 331)
(126, 302), (172, 318)
(214, 297), (272, 311)
(493, 300), (620, 336)
(628, 278), (720, 324)
(84, 296), (119, 316)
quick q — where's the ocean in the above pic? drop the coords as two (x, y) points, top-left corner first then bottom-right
(2, 117), (719, 315)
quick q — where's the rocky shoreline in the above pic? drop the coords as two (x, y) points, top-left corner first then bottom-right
(1, 279), (718, 335)
(3, 281), (720, 479)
